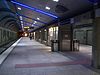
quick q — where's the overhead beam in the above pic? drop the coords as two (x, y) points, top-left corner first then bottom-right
(17, 13), (47, 24)
(11, 0), (58, 19)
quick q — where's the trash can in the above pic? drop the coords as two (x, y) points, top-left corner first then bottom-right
(73, 39), (79, 51)
(51, 40), (58, 52)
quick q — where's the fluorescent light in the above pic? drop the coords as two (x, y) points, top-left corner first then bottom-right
(17, 7), (21, 10)
(37, 18), (40, 20)
(44, 29), (47, 31)
(20, 20), (24, 31)
(45, 6), (50, 10)
(19, 16), (23, 20)
(34, 21), (37, 23)
(53, 0), (59, 2)
(32, 25), (34, 26)
(21, 21), (23, 24)
(33, 21), (37, 24)
(24, 26), (29, 28)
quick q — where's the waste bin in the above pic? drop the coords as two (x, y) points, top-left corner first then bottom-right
(51, 40), (58, 52)
(73, 39), (79, 51)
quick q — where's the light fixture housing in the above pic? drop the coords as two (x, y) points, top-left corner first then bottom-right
(17, 7), (21, 10)
(45, 6), (50, 10)
(37, 18), (40, 20)
(19, 16), (23, 20)
(34, 21), (37, 23)
(53, 0), (59, 2)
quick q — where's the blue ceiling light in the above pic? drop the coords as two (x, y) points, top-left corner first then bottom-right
(16, 13), (47, 24)
(11, 0), (58, 19)
(20, 20), (40, 27)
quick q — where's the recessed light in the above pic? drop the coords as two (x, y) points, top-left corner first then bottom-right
(18, 7), (21, 10)
(21, 21), (23, 24)
(21, 23), (23, 25)
(34, 21), (37, 23)
(53, 0), (59, 2)
(44, 29), (47, 31)
(37, 18), (40, 20)
(45, 6), (50, 10)
(32, 24), (34, 26)
(33, 21), (37, 24)
(19, 16), (23, 20)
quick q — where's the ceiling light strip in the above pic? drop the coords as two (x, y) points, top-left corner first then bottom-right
(11, 0), (58, 18)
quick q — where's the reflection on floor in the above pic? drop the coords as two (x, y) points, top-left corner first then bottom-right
(0, 37), (99, 75)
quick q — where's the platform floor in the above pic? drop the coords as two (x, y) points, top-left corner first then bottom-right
(0, 37), (100, 75)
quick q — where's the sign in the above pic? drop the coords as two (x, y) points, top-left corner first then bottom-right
(24, 26), (29, 29)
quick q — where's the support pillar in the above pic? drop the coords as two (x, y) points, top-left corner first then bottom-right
(58, 24), (72, 51)
(92, 7), (100, 68)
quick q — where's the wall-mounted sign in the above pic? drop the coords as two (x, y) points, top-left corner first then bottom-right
(24, 26), (30, 29)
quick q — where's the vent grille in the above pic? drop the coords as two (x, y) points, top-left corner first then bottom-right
(55, 5), (69, 13)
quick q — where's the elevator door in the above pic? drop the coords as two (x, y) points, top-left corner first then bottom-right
(75, 30), (86, 44)
(86, 30), (92, 45)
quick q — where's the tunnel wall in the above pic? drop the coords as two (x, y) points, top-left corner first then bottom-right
(0, 27), (17, 47)
(0, 0), (20, 54)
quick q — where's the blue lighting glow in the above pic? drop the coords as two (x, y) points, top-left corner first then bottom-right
(11, 0), (58, 19)
(16, 13), (47, 24)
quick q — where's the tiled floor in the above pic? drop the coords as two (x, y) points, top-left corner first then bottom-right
(0, 37), (100, 75)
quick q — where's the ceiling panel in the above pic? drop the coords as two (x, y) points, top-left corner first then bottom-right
(9, 0), (93, 31)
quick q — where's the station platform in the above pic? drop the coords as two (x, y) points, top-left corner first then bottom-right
(0, 37), (100, 75)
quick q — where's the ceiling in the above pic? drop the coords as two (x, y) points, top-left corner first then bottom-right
(8, 0), (93, 31)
